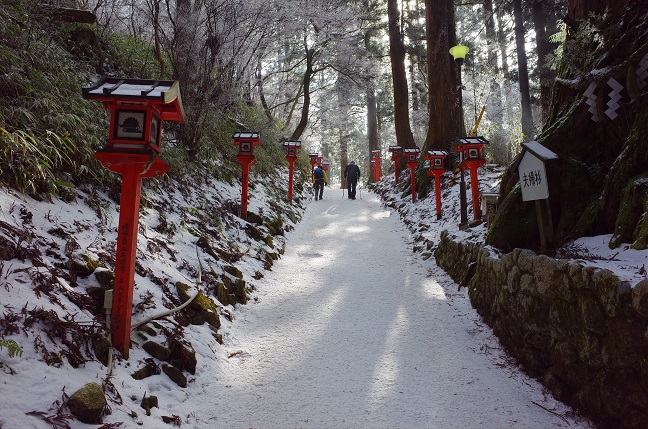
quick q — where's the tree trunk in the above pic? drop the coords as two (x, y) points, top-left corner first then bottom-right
(496, 6), (513, 122)
(290, 47), (315, 141)
(367, 87), (379, 183)
(531, 0), (554, 122)
(423, 0), (457, 151)
(417, 0), (457, 197)
(387, 0), (417, 149)
(513, 0), (534, 140)
(483, 0), (503, 124)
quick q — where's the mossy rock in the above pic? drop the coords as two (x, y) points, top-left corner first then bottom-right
(196, 236), (220, 261)
(485, 186), (539, 252)
(162, 364), (187, 388)
(610, 174), (648, 249)
(176, 282), (220, 329)
(131, 366), (153, 380)
(265, 216), (284, 236)
(245, 224), (265, 242)
(70, 254), (102, 277)
(143, 341), (171, 361)
(140, 395), (158, 414)
(215, 281), (230, 306)
(0, 235), (16, 260)
(223, 265), (243, 279)
(94, 268), (114, 288)
(67, 383), (106, 424)
(168, 338), (197, 375)
(137, 324), (157, 337)
(247, 211), (264, 225)
(92, 333), (111, 366)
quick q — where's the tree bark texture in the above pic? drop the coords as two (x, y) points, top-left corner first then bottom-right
(487, 0), (648, 255)
(417, 0), (457, 197)
(513, 0), (534, 140)
(483, 0), (503, 124)
(387, 0), (417, 150)
(290, 47), (315, 141)
(366, 87), (379, 183)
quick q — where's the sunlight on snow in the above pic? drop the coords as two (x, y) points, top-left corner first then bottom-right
(367, 305), (409, 406)
(421, 277), (448, 300)
(370, 210), (392, 220)
(344, 225), (371, 234)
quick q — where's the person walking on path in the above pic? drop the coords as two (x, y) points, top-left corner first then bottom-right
(313, 164), (327, 201)
(344, 161), (360, 200)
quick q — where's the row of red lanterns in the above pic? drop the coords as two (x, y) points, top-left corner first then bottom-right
(388, 138), (488, 220)
(81, 75), (489, 359)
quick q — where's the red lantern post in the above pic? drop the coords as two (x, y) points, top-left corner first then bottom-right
(454, 136), (489, 220)
(389, 146), (402, 184)
(233, 132), (260, 220)
(82, 77), (184, 358)
(308, 153), (320, 181)
(425, 150), (449, 220)
(404, 148), (421, 202)
(372, 149), (381, 182)
(283, 141), (301, 200)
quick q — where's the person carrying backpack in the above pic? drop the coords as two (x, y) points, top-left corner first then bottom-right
(344, 161), (361, 200)
(313, 164), (327, 201)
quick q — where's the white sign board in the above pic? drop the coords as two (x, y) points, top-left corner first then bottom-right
(519, 151), (549, 201)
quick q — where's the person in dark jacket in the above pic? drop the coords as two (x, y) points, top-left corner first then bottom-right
(313, 164), (327, 201)
(344, 161), (361, 200)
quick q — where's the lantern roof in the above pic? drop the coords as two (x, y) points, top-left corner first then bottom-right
(389, 145), (402, 150)
(283, 141), (301, 147)
(426, 150), (449, 157)
(403, 147), (421, 153)
(82, 76), (185, 122)
(456, 136), (489, 146)
(233, 131), (260, 140)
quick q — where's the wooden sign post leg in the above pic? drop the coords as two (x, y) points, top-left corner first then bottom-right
(535, 198), (555, 253)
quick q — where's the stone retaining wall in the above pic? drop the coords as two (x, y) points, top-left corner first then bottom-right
(434, 230), (648, 429)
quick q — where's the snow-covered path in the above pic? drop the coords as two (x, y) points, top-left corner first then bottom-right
(202, 189), (591, 428)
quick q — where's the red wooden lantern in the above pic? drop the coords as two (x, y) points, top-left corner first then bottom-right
(425, 150), (449, 219)
(309, 152), (320, 181)
(283, 141), (301, 200)
(82, 76), (185, 358)
(454, 136), (489, 220)
(233, 132), (260, 220)
(389, 146), (403, 184)
(404, 148), (421, 202)
(372, 149), (381, 182)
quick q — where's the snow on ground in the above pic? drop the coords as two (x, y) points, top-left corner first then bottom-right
(1, 162), (645, 428)
(189, 190), (593, 428)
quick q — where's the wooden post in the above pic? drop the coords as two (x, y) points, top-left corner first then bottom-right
(535, 198), (555, 252)
(94, 153), (169, 358)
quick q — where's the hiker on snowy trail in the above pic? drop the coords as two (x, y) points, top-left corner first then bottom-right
(344, 161), (361, 200)
(313, 164), (327, 201)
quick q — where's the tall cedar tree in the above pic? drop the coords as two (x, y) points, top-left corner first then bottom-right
(387, 0), (417, 150)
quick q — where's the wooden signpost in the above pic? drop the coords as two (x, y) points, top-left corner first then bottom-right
(517, 141), (558, 252)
